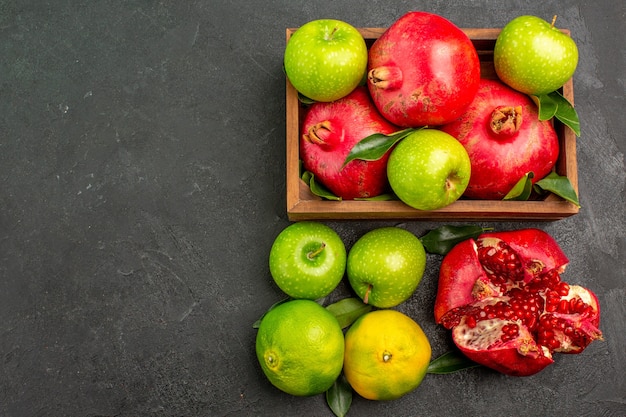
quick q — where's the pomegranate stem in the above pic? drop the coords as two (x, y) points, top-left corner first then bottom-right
(490, 106), (523, 136)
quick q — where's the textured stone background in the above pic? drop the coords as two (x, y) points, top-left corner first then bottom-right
(1, 1), (624, 416)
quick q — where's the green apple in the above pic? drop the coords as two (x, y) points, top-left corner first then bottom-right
(269, 222), (346, 300)
(494, 15), (578, 95)
(347, 227), (426, 308)
(387, 129), (471, 211)
(284, 19), (367, 102)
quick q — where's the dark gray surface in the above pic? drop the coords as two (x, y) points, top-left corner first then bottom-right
(1, 1), (624, 416)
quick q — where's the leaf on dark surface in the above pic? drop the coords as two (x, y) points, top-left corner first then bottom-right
(427, 350), (481, 374)
(535, 171), (581, 207)
(326, 374), (352, 417)
(342, 128), (419, 167)
(325, 297), (372, 329)
(419, 225), (492, 256)
(503, 172), (534, 201)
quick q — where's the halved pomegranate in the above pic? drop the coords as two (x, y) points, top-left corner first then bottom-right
(435, 228), (602, 376)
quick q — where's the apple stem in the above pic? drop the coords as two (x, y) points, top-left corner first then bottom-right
(551, 15), (557, 28)
(325, 26), (339, 41)
(363, 284), (372, 304)
(307, 243), (326, 260)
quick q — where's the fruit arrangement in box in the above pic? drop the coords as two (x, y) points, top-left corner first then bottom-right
(253, 11), (602, 417)
(285, 12), (581, 221)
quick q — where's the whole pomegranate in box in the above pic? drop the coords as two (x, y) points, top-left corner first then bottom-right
(434, 228), (602, 376)
(440, 78), (560, 200)
(367, 11), (480, 127)
(300, 86), (401, 200)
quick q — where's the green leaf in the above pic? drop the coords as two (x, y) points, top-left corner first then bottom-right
(533, 91), (581, 136)
(298, 92), (316, 105)
(535, 171), (581, 207)
(354, 193), (397, 201)
(419, 225), (492, 256)
(532, 93), (558, 120)
(427, 350), (481, 374)
(551, 90), (581, 136)
(301, 171), (341, 201)
(252, 298), (290, 328)
(342, 128), (419, 167)
(503, 172), (534, 201)
(326, 373), (352, 417)
(325, 297), (372, 329)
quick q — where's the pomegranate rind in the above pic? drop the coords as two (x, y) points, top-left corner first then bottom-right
(453, 318), (554, 377)
(434, 239), (491, 323)
(478, 228), (569, 279)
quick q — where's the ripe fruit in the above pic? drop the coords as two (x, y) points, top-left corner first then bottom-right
(300, 86), (401, 199)
(269, 222), (346, 300)
(347, 227), (426, 308)
(434, 228), (602, 376)
(284, 19), (368, 102)
(494, 15), (579, 95)
(367, 11), (480, 127)
(255, 299), (345, 396)
(386, 129), (471, 210)
(343, 309), (431, 400)
(440, 78), (559, 200)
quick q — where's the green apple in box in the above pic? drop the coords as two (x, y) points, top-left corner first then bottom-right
(284, 19), (367, 102)
(494, 15), (578, 96)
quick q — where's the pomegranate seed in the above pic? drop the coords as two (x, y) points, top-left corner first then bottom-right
(548, 338), (561, 350)
(500, 323), (520, 342)
(559, 282), (570, 296)
(539, 328), (553, 339)
(545, 303), (557, 313)
(466, 315), (477, 328)
(558, 299), (570, 313)
(546, 293), (559, 303)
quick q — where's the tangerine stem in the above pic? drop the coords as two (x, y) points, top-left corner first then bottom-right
(551, 15), (557, 28)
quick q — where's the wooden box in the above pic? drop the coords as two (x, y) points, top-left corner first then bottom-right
(285, 28), (579, 221)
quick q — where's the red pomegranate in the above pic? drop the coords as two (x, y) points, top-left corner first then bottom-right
(300, 86), (401, 200)
(367, 11), (480, 127)
(434, 228), (602, 376)
(440, 78), (560, 200)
